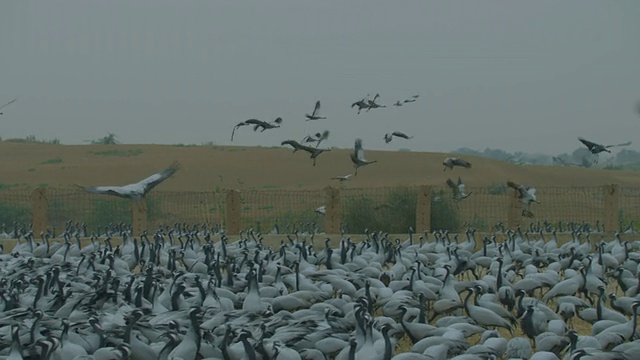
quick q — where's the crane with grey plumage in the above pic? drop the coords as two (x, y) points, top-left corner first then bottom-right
(383, 131), (413, 144)
(350, 138), (377, 175)
(231, 117), (283, 141)
(281, 140), (330, 166)
(75, 162), (179, 210)
(305, 101), (326, 121)
(443, 157), (472, 171)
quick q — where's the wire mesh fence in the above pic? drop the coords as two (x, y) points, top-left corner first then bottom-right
(2, 184), (637, 235)
(619, 187), (640, 230)
(341, 186), (419, 234)
(0, 187), (32, 229)
(237, 188), (326, 234)
(431, 186), (509, 232)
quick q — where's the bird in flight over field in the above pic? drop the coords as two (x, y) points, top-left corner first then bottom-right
(231, 117), (283, 141)
(577, 137), (631, 164)
(305, 101), (326, 121)
(331, 174), (353, 182)
(443, 157), (472, 171)
(447, 176), (472, 202)
(384, 131), (413, 143)
(578, 137), (631, 154)
(351, 138), (377, 175)
(76, 162), (180, 208)
(0, 98), (17, 115)
(507, 180), (540, 217)
(281, 140), (330, 166)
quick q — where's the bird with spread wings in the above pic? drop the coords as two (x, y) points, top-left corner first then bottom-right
(351, 138), (377, 175)
(447, 177), (472, 202)
(443, 157), (472, 171)
(305, 101), (326, 121)
(76, 162), (180, 208)
(231, 117), (283, 141)
(281, 140), (330, 166)
(507, 180), (540, 217)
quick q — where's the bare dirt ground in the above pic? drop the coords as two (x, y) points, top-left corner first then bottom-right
(1, 142), (638, 191)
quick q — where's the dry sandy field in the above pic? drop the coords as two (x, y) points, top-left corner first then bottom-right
(0, 142), (638, 191)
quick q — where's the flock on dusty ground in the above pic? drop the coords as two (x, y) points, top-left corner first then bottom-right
(2, 97), (640, 360)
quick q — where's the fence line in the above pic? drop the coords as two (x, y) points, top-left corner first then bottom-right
(0, 184), (632, 236)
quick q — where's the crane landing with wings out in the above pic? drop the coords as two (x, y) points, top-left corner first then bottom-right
(443, 157), (472, 171)
(351, 138), (377, 175)
(577, 137), (631, 164)
(305, 101), (326, 121)
(281, 140), (330, 166)
(76, 162), (180, 210)
(507, 180), (540, 218)
(231, 117), (283, 141)
(447, 177), (472, 202)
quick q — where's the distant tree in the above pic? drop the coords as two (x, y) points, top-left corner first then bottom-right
(615, 149), (640, 164)
(89, 133), (119, 145)
(482, 148), (512, 162)
(571, 147), (595, 167)
(452, 147), (483, 156)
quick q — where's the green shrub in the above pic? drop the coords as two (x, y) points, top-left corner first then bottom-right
(430, 193), (461, 232)
(0, 203), (31, 225)
(90, 133), (119, 145)
(342, 186), (418, 233)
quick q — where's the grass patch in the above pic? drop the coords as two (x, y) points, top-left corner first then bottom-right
(342, 186), (417, 234)
(40, 157), (63, 165)
(90, 149), (143, 157)
(27, 168), (36, 172)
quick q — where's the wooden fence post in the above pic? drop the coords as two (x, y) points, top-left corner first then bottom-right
(507, 188), (520, 230)
(225, 189), (241, 235)
(415, 185), (432, 232)
(32, 187), (48, 235)
(324, 186), (341, 233)
(131, 199), (147, 237)
(604, 184), (620, 234)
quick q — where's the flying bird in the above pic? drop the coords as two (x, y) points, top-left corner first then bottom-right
(507, 180), (540, 217)
(393, 101), (403, 107)
(280, 140), (330, 166)
(76, 162), (180, 208)
(384, 131), (413, 143)
(0, 98), (17, 115)
(447, 177), (472, 201)
(443, 157), (472, 171)
(403, 94), (419, 103)
(366, 93), (386, 111)
(315, 205), (326, 216)
(305, 101), (326, 121)
(578, 137), (631, 154)
(231, 117), (283, 141)
(314, 130), (330, 148)
(351, 98), (369, 114)
(351, 138), (377, 175)
(331, 174), (353, 182)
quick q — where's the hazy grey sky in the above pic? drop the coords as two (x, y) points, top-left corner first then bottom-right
(2, 1), (639, 154)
